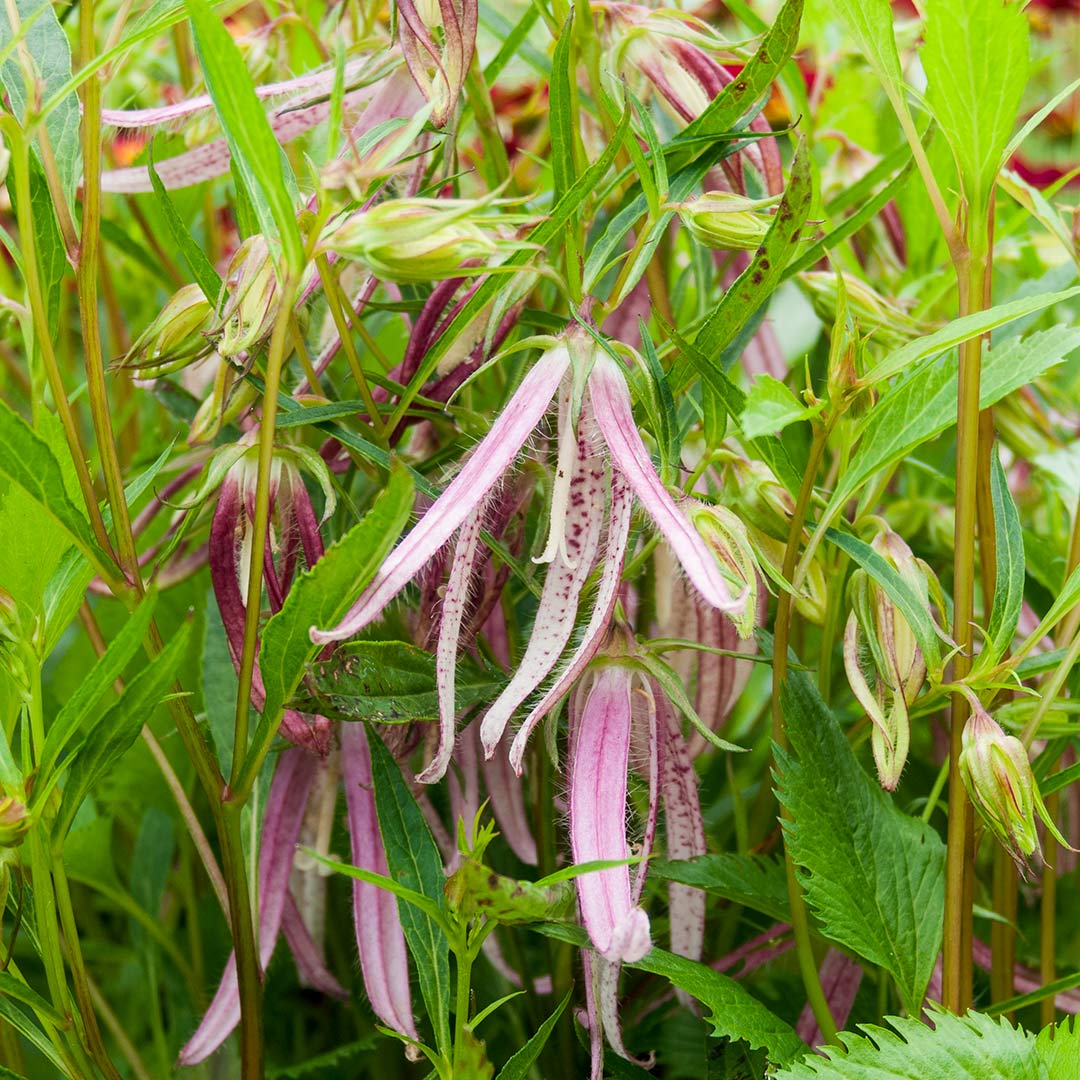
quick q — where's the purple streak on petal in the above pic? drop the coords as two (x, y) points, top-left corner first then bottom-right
(418, 502), (487, 784)
(712, 923), (794, 978)
(583, 954), (604, 1080)
(569, 667), (651, 965)
(280, 891), (348, 998)
(509, 474), (633, 775)
(658, 694), (707, 964)
(481, 742), (538, 865)
(311, 347), (570, 644)
(447, 723), (480, 871)
(480, 441), (605, 757)
(630, 679), (659, 906)
(971, 938), (1080, 1013)
(589, 354), (745, 615)
(796, 949), (863, 1048)
(596, 955), (655, 1068)
(341, 723), (418, 1040)
(481, 931), (552, 994)
(179, 750), (318, 1065)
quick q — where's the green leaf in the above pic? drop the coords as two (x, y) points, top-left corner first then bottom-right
(54, 620), (193, 840)
(649, 854), (791, 922)
(0, 973), (63, 1028)
(266, 1038), (378, 1079)
(1036, 1015), (1079, 1079)
(775, 671), (945, 1013)
(549, 16), (576, 203)
(148, 141), (223, 303)
(0, 0), (81, 206)
(828, 0), (905, 113)
(740, 375), (822, 440)
(257, 464), (413, 736)
(36, 590), (159, 791)
(310, 640), (502, 724)
(494, 990), (572, 1080)
(824, 529), (942, 673)
(0, 998), (65, 1075)
(674, 136), (814, 391)
(818, 325), (1080, 548)
(184, 0), (303, 272)
(367, 726), (452, 1055)
(0, 399), (115, 582)
(922, 0), (1029, 219)
(982, 448), (1025, 669)
(772, 1008), (1041, 1080)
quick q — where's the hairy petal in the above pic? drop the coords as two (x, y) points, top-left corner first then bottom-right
(569, 667), (651, 965)
(589, 354), (745, 614)
(311, 346), (570, 644)
(341, 723), (418, 1040)
(480, 443), (605, 757)
(280, 891), (349, 998)
(509, 474), (633, 775)
(179, 750), (319, 1064)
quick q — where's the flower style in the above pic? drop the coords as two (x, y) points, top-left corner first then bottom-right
(310, 331), (750, 781)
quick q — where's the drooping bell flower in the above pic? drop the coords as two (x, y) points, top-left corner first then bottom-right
(310, 328), (749, 781)
(396, 0), (477, 127)
(843, 528), (934, 790)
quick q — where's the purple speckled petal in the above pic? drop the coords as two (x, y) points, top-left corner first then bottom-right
(509, 473), (633, 775)
(341, 724), (418, 1040)
(311, 346), (570, 645)
(589, 353), (746, 615)
(179, 750), (318, 1064)
(569, 668), (651, 965)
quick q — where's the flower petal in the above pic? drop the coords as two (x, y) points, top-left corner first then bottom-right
(589, 353), (746, 614)
(311, 346), (570, 644)
(509, 474), (633, 775)
(280, 891), (349, 998)
(341, 723), (419, 1040)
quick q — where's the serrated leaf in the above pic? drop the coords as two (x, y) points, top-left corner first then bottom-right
(649, 854), (790, 923)
(184, 0), (304, 272)
(740, 375), (822, 440)
(54, 620), (192, 839)
(819, 325), (1080, 546)
(923, 0), (1029, 218)
(495, 990), (571, 1080)
(0, 399), (114, 582)
(829, 0), (905, 111)
(982, 448), (1025, 669)
(257, 464), (413, 737)
(824, 529), (942, 672)
(775, 672), (945, 1013)
(1036, 1015), (1080, 1079)
(310, 641), (503, 724)
(266, 1037), (378, 1079)
(772, 1008), (1043, 1079)
(367, 726), (452, 1055)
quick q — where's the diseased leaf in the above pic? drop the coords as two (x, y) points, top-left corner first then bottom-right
(776, 671), (945, 1013)
(922, 0), (1029, 218)
(367, 726), (452, 1055)
(310, 640), (503, 724)
(772, 1008), (1042, 1080)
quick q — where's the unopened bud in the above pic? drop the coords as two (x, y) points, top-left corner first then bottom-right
(671, 192), (776, 251)
(322, 198), (509, 284)
(958, 702), (1069, 877)
(727, 458), (795, 542)
(0, 795), (29, 848)
(798, 271), (925, 350)
(217, 237), (281, 359)
(691, 504), (759, 637)
(124, 284), (213, 376)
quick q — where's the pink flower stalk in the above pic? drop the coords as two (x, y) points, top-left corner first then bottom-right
(310, 331), (749, 782)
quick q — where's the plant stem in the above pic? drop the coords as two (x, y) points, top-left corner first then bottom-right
(231, 273), (300, 789)
(771, 419), (838, 1045)
(990, 848), (1017, 1010)
(1040, 790), (1059, 1027)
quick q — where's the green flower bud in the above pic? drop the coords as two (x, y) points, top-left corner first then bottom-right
(0, 794), (29, 848)
(671, 191), (777, 251)
(217, 237), (280, 359)
(125, 284), (213, 376)
(798, 271), (926, 350)
(691, 504), (759, 638)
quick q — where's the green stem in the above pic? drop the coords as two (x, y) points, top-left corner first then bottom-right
(1040, 790), (1059, 1028)
(771, 419), (838, 1045)
(231, 274), (300, 789)
(451, 934), (474, 1074)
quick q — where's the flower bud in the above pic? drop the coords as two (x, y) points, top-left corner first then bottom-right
(0, 795), (29, 848)
(798, 271), (926, 351)
(671, 192), (776, 251)
(321, 198), (507, 284)
(216, 236), (281, 359)
(690, 504), (759, 638)
(124, 284), (213, 376)
(726, 458), (795, 542)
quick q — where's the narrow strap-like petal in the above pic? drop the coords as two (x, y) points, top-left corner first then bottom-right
(589, 354), (746, 614)
(341, 724), (419, 1040)
(509, 475), (633, 775)
(480, 445), (605, 757)
(596, 954), (655, 1069)
(417, 503), (487, 784)
(280, 891), (349, 999)
(481, 742), (538, 865)
(179, 750), (318, 1065)
(312, 347), (570, 644)
(796, 949), (863, 1048)
(569, 667), (650, 965)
